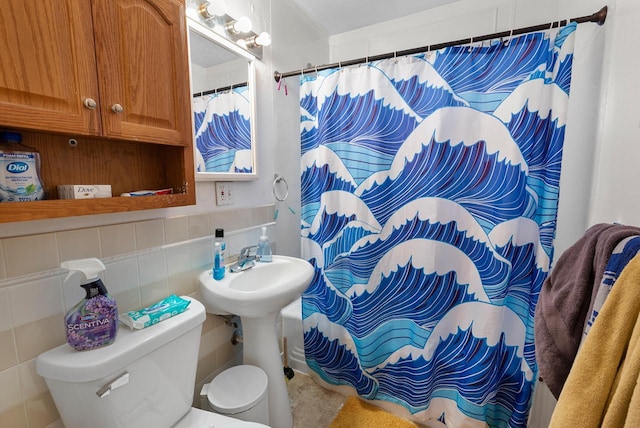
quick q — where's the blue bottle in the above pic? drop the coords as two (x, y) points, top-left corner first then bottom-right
(213, 228), (226, 280)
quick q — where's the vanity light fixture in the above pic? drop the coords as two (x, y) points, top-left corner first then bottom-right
(241, 32), (272, 49)
(190, 1), (269, 58)
(225, 16), (252, 34)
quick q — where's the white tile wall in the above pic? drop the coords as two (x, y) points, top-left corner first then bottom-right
(188, 214), (210, 239)
(99, 223), (137, 257)
(164, 216), (190, 245)
(165, 245), (197, 296)
(0, 289), (12, 331)
(17, 360), (47, 401)
(0, 244), (6, 280)
(134, 219), (165, 250)
(56, 228), (101, 261)
(189, 240), (214, 270)
(103, 258), (142, 313)
(3, 234), (58, 278)
(0, 368), (21, 413)
(8, 278), (63, 328)
(138, 251), (170, 307)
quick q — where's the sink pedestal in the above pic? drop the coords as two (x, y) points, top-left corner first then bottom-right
(197, 255), (315, 428)
(242, 311), (292, 428)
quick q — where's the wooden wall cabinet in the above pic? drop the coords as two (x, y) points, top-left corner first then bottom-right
(0, 0), (195, 223)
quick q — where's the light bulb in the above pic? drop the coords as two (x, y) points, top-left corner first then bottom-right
(255, 32), (271, 47)
(244, 32), (271, 49)
(226, 16), (252, 34)
(198, 1), (225, 19)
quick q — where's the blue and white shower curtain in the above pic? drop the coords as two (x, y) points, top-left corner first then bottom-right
(193, 86), (252, 173)
(300, 23), (576, 427)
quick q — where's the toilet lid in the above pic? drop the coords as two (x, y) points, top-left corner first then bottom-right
(208, 365), (268, 414)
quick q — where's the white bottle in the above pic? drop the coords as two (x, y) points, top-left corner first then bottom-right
(256, 226), (272, 262)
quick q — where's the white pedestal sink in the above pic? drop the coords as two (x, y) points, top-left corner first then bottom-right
(198, 255), (314, 428)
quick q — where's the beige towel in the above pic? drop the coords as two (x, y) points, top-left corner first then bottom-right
(549, 252), (640, 427)
(329, 397), (418, 428)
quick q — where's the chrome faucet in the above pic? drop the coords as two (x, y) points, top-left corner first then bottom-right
(229, 245), (259, 273)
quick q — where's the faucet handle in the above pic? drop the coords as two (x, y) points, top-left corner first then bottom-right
(240, 245), (258, 258)
(230, 245), (260, 273)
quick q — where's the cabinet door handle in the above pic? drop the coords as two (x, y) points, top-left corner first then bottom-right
(111, 104), (124, 113)
(83, 98), (97, 110)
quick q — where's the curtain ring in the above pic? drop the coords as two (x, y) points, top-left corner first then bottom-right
(505, 29), (514, 46)
(273, 175), (289, 202)
(425, 45), (432, 60)
(546, 20), (553, 38)
(468, 37), (474, 52)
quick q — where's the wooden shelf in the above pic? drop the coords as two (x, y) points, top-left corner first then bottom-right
(0, 131), (195, 224)
(0, 193), (195, 223)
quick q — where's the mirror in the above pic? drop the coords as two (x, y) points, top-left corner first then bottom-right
(188, 19), (257, 180)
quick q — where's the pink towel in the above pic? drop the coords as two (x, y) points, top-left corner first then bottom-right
(535, 223), (640, 398)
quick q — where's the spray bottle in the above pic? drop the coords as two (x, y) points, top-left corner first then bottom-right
(62, 258), (118, 351)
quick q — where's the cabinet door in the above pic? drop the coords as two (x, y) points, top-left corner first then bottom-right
(0, 0), (101, 135)
(92, 0), (192, 146)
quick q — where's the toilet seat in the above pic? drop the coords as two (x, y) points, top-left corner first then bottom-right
(207, 365), (269, 414)
(173, 407), (269, 427)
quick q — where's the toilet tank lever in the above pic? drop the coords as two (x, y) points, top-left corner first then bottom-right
(96, 371), (130, 398)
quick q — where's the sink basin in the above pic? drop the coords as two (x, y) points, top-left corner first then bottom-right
(198, 255), (314, 318)
(198, 254), (314, 428)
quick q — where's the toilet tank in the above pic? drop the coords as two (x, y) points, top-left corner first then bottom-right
(36, 296), (206, 428)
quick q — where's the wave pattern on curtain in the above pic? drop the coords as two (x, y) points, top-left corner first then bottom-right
(300, 24), (576, 427)
(193, 86), (252, 173)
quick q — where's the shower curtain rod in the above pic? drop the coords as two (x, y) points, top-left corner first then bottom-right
(273, 5), (607, 82)
(193, 81), (248, 98)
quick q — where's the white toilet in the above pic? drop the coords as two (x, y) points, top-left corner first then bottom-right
(36, 296), (269, 428)
(202, 365), (269, 423)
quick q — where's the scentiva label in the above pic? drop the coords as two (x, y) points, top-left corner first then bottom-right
(65, 295), (118, 351)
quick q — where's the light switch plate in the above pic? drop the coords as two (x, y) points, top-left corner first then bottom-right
(215, 182), (233, 206)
